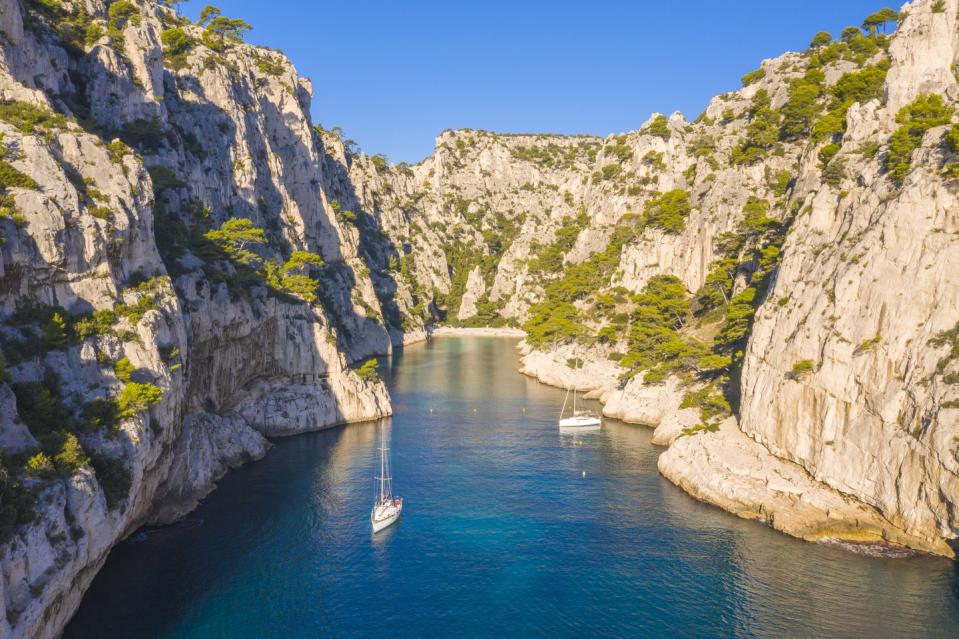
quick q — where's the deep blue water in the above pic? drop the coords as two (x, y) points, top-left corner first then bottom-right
(65, 337), (959, 638)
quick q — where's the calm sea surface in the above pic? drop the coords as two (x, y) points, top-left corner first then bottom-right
(64, 337), (959, 638)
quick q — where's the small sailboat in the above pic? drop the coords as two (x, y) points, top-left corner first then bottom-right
(558, 385), (602, 429)
(371, 426), (403, 533)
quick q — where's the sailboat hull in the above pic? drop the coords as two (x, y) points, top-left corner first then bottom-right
(559, 415), (602, 429)
(371, 500), (403, 533)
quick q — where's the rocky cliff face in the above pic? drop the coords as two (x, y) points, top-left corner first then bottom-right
(336, 0), (959, 558)
(0, 1), (395, 637)
(4, 0), (959, 636)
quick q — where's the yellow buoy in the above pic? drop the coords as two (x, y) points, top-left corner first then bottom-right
(581, 471), (587, 477)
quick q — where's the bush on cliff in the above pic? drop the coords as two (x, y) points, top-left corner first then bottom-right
(118, 383), (163, 419)
(90, 454), (132, 510)
(0, 459), (35, 544)
(355, 358), (380, 383)
(643, 189), (692, 234)
(885, 94), (953, 183)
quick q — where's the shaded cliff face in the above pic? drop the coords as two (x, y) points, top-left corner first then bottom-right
(0, 1), (395, 637)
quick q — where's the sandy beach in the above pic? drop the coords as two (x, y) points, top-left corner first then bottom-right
(429, 327), (527, 338)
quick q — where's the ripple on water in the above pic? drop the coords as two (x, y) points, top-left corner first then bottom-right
(64, 337), (959, 639)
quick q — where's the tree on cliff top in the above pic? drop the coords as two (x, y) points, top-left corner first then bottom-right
(863, 8), (899, 35)
(197, 5), (221, 27)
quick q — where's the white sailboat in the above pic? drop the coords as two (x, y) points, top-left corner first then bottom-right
(558, 385), (602, 429)
(371, 426), (403, 533)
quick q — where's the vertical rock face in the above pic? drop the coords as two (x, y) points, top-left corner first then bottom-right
(0, 2), (392, 637)
(732, 0), (959, 555)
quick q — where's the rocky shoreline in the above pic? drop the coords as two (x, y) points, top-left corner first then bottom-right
(515, 338), (954, 557)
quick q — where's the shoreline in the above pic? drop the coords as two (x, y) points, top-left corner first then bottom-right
(429, 327), (526, 338)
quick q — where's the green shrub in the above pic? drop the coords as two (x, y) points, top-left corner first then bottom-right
(527, 214), (588, 274)
(713, 287), (758, 353)
(691, 135), (716, 158)
(53, 433), (89, 474)
(809, 32), (832, 49)
(822, 157), (846, 187)
(929, 322), (959, 378)
(595, 163), (622, 181)
(855, 336), (882, 355)
(863, 8), (899, 34)
(107, 0), (139, 47)
(789, 359), (815, 378)
(732, 107), (781, 164)
(741, 66), (766, 87)
(107, 140), (131, 164)
(200, 9), (252, 52)
(943, 162), (959, 180)
(680, 383), (731, 425)
(832, 62), (889, 106)
(819, 143), (841, 166)
(73, 309), (117, 339)
(355, 358), (380, 383)
(264, 251), (322, 303)
(80, 398), (121, 433)
(885, 94), (954, 183)
(370, 154), (389, 172)
(114, 357), (134, 382)
(11, 379), (73, 438)
(618, 275), (714, 384)
(0, 459), (35, 544)
(643, 115), (670, 139)
(523, 301), (586, 348)
(0, 161), (39, 190)
(26, 452), (55, 478)
(605, 141), (633, 163)
(256, 55), (285, 76)
(642, 151), (666, 171)
(118, 383), (163, 418)
(811, 62), (890, 142)
(115, 279), (167, 325)
(160, 27), (196, 70)
(780, 69), (825, 140)
(42, 311), (68, 350)
(90, 454), (131, 510)
(643, 189), (692, 234)
(0, 100), (66, 134)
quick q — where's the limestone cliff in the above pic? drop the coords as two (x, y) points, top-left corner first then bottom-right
(0, 1), (394, 637)
(330, 0), (959, 558)
(4, 0), (959, 637)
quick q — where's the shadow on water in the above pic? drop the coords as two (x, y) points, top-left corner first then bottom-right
(65, 337), (959, 639)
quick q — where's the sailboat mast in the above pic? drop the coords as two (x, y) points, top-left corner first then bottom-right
(380, 430), (386, 502)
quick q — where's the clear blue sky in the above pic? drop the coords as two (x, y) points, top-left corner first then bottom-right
(182, 1), (894, 163)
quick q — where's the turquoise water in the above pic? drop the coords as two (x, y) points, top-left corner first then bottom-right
(65, 337), (959, 638)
